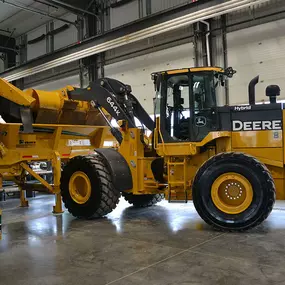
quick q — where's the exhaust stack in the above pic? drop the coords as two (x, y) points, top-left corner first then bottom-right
(248, 76), (259, 105)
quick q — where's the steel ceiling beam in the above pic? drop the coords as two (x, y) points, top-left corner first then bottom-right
(33, 0), (59, 10)
(1, 0), (76, 25)
(1, 0), (269, 82)
(48, 0), (100, 20)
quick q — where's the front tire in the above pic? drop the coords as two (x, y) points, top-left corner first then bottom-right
(61, 154), (120, 218)
(192, 152), (275, 231)
(122, 192), (164, 208)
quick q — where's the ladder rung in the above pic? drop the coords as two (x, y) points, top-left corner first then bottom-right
(169, 181), (185, 184)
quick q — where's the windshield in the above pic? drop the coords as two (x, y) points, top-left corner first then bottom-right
(193, 72), (217, 112)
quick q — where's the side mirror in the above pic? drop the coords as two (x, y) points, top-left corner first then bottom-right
(152, 73), (161, 92)
(156, 75), (161, 92)
(224, 67), (237, 78)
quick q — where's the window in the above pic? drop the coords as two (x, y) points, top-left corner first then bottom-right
(166, 74), (190, 139)
(192, 73), (216, 113)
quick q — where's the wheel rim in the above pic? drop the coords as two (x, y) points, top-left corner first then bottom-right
(69, 171), (91, 204)
(211, 172), (253, 214)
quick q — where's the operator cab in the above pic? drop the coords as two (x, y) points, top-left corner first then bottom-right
(152, 67), (234, 142)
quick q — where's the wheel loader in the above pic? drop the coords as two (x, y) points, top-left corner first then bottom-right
(0, 66), (282, 232)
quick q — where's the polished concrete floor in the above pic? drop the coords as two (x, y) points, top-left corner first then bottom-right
(1, 195), (285, 285)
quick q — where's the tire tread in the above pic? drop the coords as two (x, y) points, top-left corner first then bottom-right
(122, 192), (164, 208)
(192, 152), (275, 232)
(61, 154), (120, 219)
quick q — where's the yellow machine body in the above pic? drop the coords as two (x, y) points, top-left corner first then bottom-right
(114, 66), (285, 231)
(25, 87), (108, 126)
(0, 78), (116, 217)
(0, 77), (109, 126)
(119, 124), (285, 200)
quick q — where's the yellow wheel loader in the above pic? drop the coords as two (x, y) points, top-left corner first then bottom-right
(66, 66), (279, 231)
(0, 66), (281, 231)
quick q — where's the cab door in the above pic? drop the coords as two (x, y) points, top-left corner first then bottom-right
(189, 72), (219, 142)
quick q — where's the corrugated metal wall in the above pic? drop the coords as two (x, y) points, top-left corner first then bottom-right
(227, 0), (285, 32)
(151, 0), (191, 14)
(26, 25), (47, 61)
(105, 25), (193, 64)
(110, 0), (139, 29)
(106, 0), (194, 31)
(22, 13), (78, 62)
(54, 14), (78, 50)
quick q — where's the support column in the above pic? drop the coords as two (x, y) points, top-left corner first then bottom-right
(52, 151), (63, 214)
(146, 0), (151, 16)
(222, 15), (229, 105)
(19, 34), (27, 64)
(138, 0), (143, 17)
(52, 127), (63, 214)
(47, 21), (54, 54)
(19, 186), (29, 207)
(84, 1), (105, 82)
(14, 35), (27, 89)
(19, 171), (28, 207)
(210, 16), (228, 106)
(77, 16), (85, 87)
(193, 22), (206, 67)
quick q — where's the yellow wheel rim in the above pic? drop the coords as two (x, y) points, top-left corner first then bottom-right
(211, 172), (253, 215)
(69, 171), (91, 204)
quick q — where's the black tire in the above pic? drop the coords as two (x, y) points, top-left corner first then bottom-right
(61, 154), (120, 218)
(122, 192), (164, 208)
(192, 152), (275, 231)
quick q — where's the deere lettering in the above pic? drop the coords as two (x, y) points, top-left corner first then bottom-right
(232, 120), (282, 131)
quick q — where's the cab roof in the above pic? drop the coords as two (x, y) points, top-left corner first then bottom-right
(152, 67), (224, 76)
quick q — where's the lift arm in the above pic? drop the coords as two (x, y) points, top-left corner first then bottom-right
(68, 78), (154, 131)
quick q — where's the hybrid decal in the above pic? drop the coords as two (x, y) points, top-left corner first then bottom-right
(234, 106), (252, 111)
(232, 120), (282, 131)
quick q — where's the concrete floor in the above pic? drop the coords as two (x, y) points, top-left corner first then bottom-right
(1, 196), (285, 285)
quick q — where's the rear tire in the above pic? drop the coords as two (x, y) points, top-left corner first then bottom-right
(122, 192), (164, 208)
(61, 154), (120, 218)
(192, 152), (275, 231)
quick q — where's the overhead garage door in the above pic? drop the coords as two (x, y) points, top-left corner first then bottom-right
(228, 19), (285, 104)
(105, 43), (195, 113)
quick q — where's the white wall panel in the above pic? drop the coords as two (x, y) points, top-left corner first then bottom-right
(31, 75), (80, 90)
(105, 43), (194, 113)
(110, 0), (139, 29)
(27, 25), (46, 61)
(54, 14), (78, 50)
(228, 19), (285, 104)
